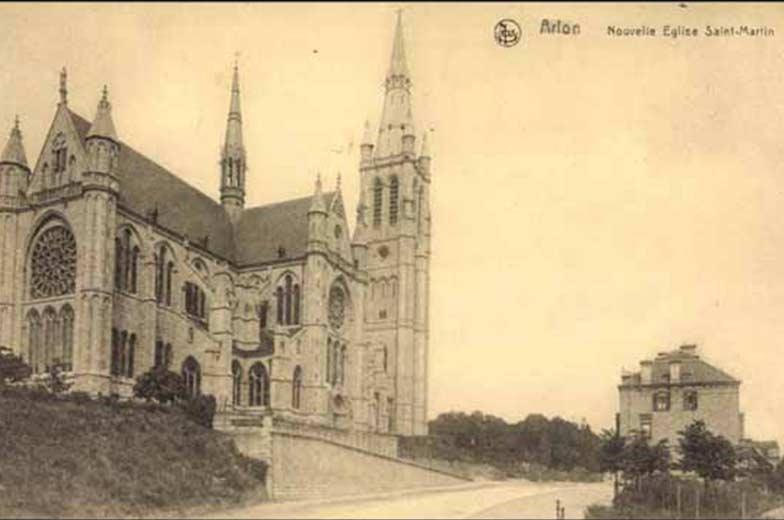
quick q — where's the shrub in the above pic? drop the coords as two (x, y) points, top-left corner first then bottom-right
(133, 367), (186, 404)
(0, 346), (32, 385)
(178, 394), (217, 429)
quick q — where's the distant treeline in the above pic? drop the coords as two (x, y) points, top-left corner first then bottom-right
(400, 411), (601, 473)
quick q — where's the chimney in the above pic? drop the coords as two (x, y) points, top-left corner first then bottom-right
(679, 344), (698, 357)
(640, 360), (653, 384)
(669, 360), (681, 383)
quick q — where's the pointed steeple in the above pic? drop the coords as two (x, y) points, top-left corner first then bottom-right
(0, 116), (29, 168)
(220, 59), (247, 223)
(225, 60), (243, 146)
(388, 10), (410, 79)
(376, 11), (414, 158)
(309, 173), (327, 214)
(87, 85), (119, 141)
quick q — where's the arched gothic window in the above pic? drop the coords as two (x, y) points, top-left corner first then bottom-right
(373, 177), (383, 226)
(115, 237), (124, 290)
(182, 356), (201, 398)
(30, 224), (76, 299)
(293, 284), (300, 325)
(276, 287), (284, 324)
(417, 185), (424, 234)
(292, 366), (303, 409)
(127, 334), (136, 378)
(249, 362), (270, 407)
(60, 305), (74, 372)
(276, 275), (300, 326)
(42, 307), (56, 372)
(165, 261), (174, 306)
(389, 175), (399, 225)
(382, 346), (388, 373)
(232, 360), (242, 406)
(284, 275), (292, 325)
(26, 310), (42, 373)
(154, 340), (164, 368)
(130, 246), (139, 293)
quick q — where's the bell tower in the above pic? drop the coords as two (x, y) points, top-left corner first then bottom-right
(355, 11), (431, 436)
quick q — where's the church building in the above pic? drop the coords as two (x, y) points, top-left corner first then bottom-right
(0, 13), (431, 436)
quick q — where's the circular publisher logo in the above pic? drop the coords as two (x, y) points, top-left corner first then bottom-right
(495, 19), (521, 47)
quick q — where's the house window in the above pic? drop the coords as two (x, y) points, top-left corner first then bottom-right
(683, 390), (698, 411)
(653, 391), (670, 412)
(639, 414), (652, 440)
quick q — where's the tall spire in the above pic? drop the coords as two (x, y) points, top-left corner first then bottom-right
(87, 85), (119, 141)
(0, 116), (29, 168)
(59, 67), (68, 105)
(220, 58), (247, 223)
(376, 10), (414, 158)
(388, 9), (410, 79)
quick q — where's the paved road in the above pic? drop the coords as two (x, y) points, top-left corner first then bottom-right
(202, 480), (613, 519)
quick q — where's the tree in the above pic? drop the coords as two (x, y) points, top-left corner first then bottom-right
(599, 429), (626, 497)
(0, 346), (32, 385)
(677, 420), (736, 491)
(133, 367), (186, 404)
(621, 436), (670, 490)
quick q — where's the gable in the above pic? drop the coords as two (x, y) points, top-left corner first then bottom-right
(28, 106), (87, 194)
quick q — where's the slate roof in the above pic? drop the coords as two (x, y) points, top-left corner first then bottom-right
(620, 346), (740, 387)
(70, 110), (325, 266)
(234, 192), (335, 266)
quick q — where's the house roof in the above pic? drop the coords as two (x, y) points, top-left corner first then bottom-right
(620, 347), (740, 387)
(70, 110), (329, 266)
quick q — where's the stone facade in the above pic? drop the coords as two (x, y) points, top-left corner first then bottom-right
(0, 13), (430, 437)
(617, 345), (744, 446)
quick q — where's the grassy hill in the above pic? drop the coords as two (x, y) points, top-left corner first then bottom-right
(0, 388), (267, 518)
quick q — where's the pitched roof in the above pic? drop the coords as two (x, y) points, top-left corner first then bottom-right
(234, 192), (335, 266)
(70, 110), (335, 267)
(71, 110), (236, 260)
(621, 346), (740, 387)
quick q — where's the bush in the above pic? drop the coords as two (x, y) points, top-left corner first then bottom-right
(178, 394), (217, 429)
(133, 367), (186, 404)
(0, 346), (32, 384)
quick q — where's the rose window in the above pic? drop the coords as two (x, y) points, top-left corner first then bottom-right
(30, 226), (77, 299)
(328, 285), (346, 330)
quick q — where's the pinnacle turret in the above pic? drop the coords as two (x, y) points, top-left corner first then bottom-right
(309, 173), (327, 214)
(0, 116), (29, 168)
(87, 86), (119, 142)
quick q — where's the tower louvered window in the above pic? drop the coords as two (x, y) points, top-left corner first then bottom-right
(389, 176), (399, 224)
(373, 177), (383, 226)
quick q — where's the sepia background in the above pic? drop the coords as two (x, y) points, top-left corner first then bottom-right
(1, 2), (783, 447)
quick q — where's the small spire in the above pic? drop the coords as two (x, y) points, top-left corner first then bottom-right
(59, 67), (68, 105)
(229, 59), (241, 118)
(336, 172), (342, 191)
(87, 85), (119, 141)
(310, 172), (326, 214)
(420, 130), (430, 157)
(388, 9), (410, 79)
(0, 116), (29, 167)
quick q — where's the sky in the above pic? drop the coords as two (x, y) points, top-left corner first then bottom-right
(2, 2), (784, 445)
